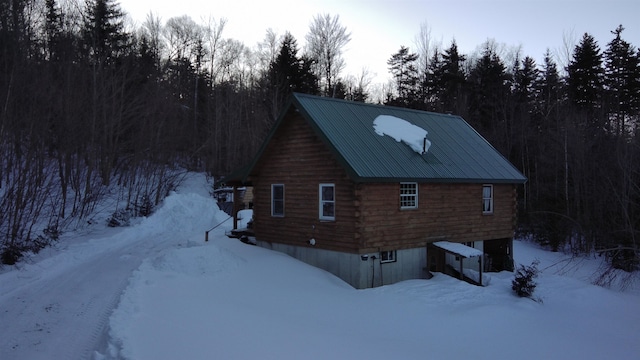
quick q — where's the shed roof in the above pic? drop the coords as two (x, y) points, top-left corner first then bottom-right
(227, 93), (526, 184)
(432, 241), (483, 258)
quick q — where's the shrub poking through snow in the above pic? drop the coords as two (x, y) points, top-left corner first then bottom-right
(136, 194), (154, 217)
(1, 246), (24, 265)
(108, 208), (133, 227)
(512, 259), (540, 299)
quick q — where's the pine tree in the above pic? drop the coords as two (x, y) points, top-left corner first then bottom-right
(604, 25), (640, 135)
(567, 33), (604, 120)
(512, 56), (538, 152)
(467, 44), (510, 145)
(425, 42), (467, 113)
(44, 0), (62, 61)
(565, 34), (612, 257)
(512, 260), (541, 299)
(82, 0), (128, 65)
(270, 33), (318, 95)
(524, 51), (570, 251)
(536, 50), (562, 120)
(514, 56), (538, 106)
(261, 32), (318, 121)
(387, 46), (419, 107)
(0, 0), (28, 64)
(425, 48), (444, 111)
(440, 41), (467, 114)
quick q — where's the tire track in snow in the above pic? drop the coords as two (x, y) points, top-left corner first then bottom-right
(0, 186), (221, 360)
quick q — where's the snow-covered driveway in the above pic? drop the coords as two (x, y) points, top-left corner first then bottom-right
(0, 175), (226, 360)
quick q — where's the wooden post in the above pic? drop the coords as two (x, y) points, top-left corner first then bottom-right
(478, 256), (483, 286)
(232, 186), (239, 230)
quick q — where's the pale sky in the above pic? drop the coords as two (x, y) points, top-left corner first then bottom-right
(119, 0), (640, 86)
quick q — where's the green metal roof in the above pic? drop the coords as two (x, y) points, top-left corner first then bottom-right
(230, 93), (526, 184)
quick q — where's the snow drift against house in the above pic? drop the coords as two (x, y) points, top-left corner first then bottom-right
(373, 115), (431, 154)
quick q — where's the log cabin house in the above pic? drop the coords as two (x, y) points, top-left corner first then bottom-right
(223, 93), (526, 289)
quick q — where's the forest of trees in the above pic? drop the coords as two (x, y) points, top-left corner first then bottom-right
(385, 27), (640, 276)
(1, 1), (638, 275)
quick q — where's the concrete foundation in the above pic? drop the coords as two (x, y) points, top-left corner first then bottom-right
(256, 241), (428, 289)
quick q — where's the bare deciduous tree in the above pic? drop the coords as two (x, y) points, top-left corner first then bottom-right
(305, 13), (351, 97)
(141, 11), (163, 70)
(164, 15), (204, 63)
(203, 15), (227, 84)
(257, 28), (281, 73)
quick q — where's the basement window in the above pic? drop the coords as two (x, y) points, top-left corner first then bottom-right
(319, 183), (335, 221)
(380, 250), (396, 263)
(400, 182), (418, 209)
(271, 184), (284, 217)
(482, 184), (493, 214)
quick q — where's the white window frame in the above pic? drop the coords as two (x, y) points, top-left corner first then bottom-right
(271, 184), (284, 217)
(482, 184), (494, 214)
(400, 182), (418, 209)
(380, 250), (397, 263)
(319, 183), (335, 221)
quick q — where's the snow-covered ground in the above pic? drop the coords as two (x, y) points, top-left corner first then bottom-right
(1, 173), (638, 360)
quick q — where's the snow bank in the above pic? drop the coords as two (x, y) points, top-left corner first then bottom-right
(104, 180), (640, 360)
(7, 172), (629, 360)
(373, 115), (431, 154)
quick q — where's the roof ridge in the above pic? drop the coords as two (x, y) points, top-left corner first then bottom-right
(292, 92), (461, 118)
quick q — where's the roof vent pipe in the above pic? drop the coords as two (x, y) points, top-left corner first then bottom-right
(422, 137), (428, 155)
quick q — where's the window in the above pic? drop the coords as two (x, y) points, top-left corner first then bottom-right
(319, 184), (335, 221)
(380, 250), (396, 263)
(400, 182), (418, 209)
(482, 184), (493, 214)
(271, 184), (284, 217)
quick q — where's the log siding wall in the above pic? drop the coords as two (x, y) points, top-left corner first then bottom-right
(253, 111), (359, 252)
(252, 110), (518, 254)
(356, 182), (517, 253)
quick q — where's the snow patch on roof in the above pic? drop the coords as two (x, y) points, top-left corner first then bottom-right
(373, 115), (431, 154)
(433, 241), (483, 258)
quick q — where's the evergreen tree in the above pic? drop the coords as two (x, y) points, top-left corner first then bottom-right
(425, 48), (444, 111)
(535, 50), (563, 121)
(440, 41), (467, 114)
(509, 55), (539, 210)
(331, 80), (348, 100)
(514, 56), (538, 106)
(511, 55), (538, 151)
(604, 25), (640, 135)
(0, 0), (28, 65)
(44, 0), (62, 61)
(567, 33), (604, 119)
(467, 44), (510, 147)
(425, 42), (468, 114)
(387, 45), (419, 107)
(82, 0), (128, 65)
(565, 34), (611, 257)
(347, 85), (367, 102)
(524, 51), (570, 250)
(270, 33), (318, 95)
(261, 32), (318, 120)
